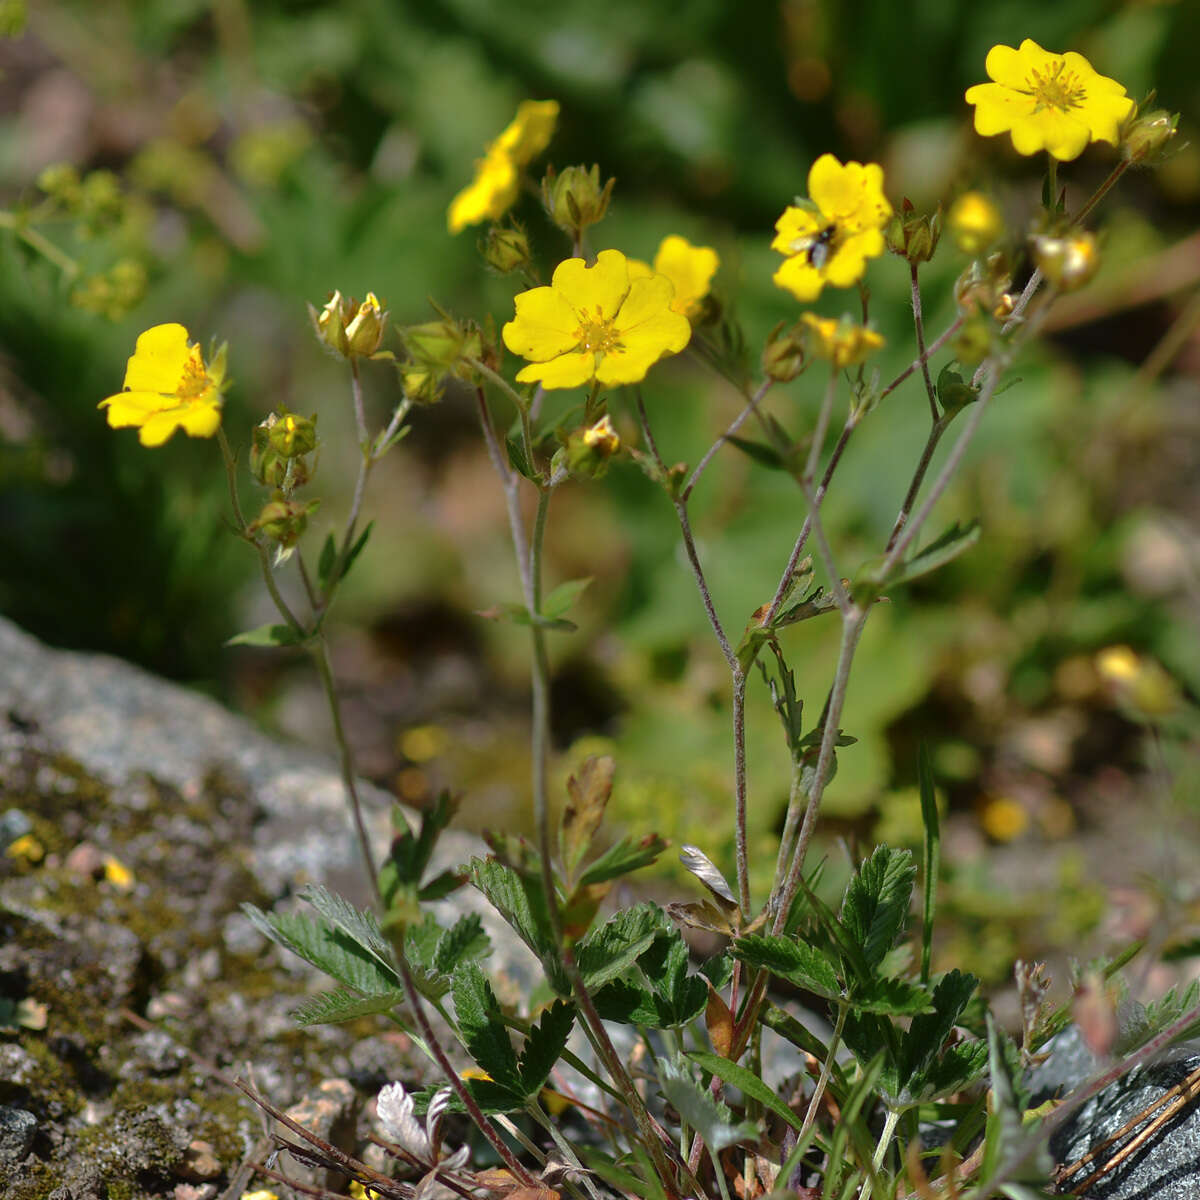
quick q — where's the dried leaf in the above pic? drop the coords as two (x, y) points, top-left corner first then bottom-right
(706, 983), (734, 1059)
(560, 756), (615, 883)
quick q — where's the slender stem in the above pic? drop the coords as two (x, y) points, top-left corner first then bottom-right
(469, 357), (532, 416)
(771, 612), (867, 933)
(773, 757), (806, 884)
(708, 1145), (734, 1200)
(859, 1106), (901, 1200)
(1072, 159), (1130, 228)
(0, 210), (80, 278)
(731, 671), (750, 913)
(885, 416), (949, 553)
(524, 1102), (605, 1200)
(909, 262), (939, 422)
(349, 357), (368, 445)
(312, 635), (383, 911)
(803, 368), (838, 490)
(683, 378), (774, 501)
(879, 317), (964, 402)
(801, 1003), (847, 1138)
(764, 415), (857, 627)
(395, 957), (539, 1187)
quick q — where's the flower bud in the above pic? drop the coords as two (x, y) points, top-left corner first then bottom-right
(251, 411), (319, 489)
(542, 164), (614, 237)
(566, 415), (621, 478)
(762, 321), (807, 382)
(482, 223), (532, 274)
(886, 198), (941, 264)
(954, 252), (1012, 315)
(345, 291), (388, 357)
(1033, 232), (1099, 291)
(1122, 109), (1178, 164)
(248, 493), (320, 548)
(400, 367), (444, 406)
(947, 191), (1003, 256)
(310, 290), (350, 356)
(401, 314), (483, 385)
(801, 313), (884, 368)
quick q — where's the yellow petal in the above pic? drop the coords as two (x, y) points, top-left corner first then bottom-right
(772, 256), (825, 302)
(516, 351), (596, 389)
(552, 250), (630, 322)
(1011, 110), (1089, 160)
(494, 100), (560, 165)
(138, 409), (187, 446)
(177, 401), (223, 439)
(503, 286), (580, 360)
(983, 41), (1029, 89)
(448, 151), (518, 234)
(772, 206), (823, 256)
(614, 275), (691, 350)
(100, 390), (171, 427)
(626, 258), (654, 280)
(653, 235), (718, 315)
(123, 324), (191, 393)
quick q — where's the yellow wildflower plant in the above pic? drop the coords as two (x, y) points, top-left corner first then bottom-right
(99, 323), (226, 447)
(502, 248), (691, 389)
(628, 235), (719, 318)
(965, 39), (1134, 162)
(448, 100), (559, 234)
(801, 313), (885, 368)
(772, 154), (892, 303)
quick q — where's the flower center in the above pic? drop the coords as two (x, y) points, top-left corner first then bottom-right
(176, 354), (214, 403)
(1025, 61), (1086, 113)
(574, 306), (622, 355)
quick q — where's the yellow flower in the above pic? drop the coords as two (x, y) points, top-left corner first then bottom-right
(947, 191), (1003, 256)
(628, 235), (719, 318)
(965, 39), (1134, 162)
(502, 249), (691, 389)
(448, 100), (559, 234)
(800, 313), (885, 368)
(99, 324), (226, 447)
(772, 154), (892, 302)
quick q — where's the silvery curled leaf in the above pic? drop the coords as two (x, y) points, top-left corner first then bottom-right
(679, 844), (738, 909)
(377, 1081), (432, 1159)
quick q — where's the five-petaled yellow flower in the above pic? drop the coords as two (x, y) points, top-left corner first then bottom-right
(772, 155), (892, 303)
(801, 314), (885, 368)
(628, 235), (719, 319)
(448, 100), (559, 234)
(502, 248), (691, 389)
(965, 40), (1134, 162)
(99, 323), (226, 447)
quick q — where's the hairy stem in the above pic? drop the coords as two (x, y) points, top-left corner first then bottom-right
(910, 262), (939, 423)
(885, 416), (949, 553)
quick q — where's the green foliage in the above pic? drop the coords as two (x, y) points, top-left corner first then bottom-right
(840, 845), (918, 974)
(657, 1057), (757, 1154)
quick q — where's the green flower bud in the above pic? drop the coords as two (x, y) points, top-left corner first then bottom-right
(762, 321), (807, 382)
(401, 313), (483, 384)
(1122, 109), (1179, 164)
(885, 198), (941, 264)
(1033, 232), (1099, 291)
(566, 415), (621, 478)
(482, 223), (532, 274)
(310, 290), (350, 356)
(345, 291), (388, 357)
(542, 164), (614, 237)
(248, 493), (319, 547)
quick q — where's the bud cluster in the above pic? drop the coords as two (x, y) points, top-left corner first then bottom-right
(310, 290), (389, 359)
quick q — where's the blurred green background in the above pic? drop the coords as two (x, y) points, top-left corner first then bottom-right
(2, 0), (1198, 986)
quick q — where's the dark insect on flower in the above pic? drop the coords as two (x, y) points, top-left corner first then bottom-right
(805, 224), (837, 269)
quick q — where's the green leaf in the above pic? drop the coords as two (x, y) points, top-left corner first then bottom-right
(225, 622), (308, 648)
(884, 520), (981, 589)
(689, 1051), (804, 1132)
(640, 932), (709, 1027)
(797, 874), (874, 986)
(918, 744), (940, 985)
(292, 987), (405, 1026)
(476, 602), (576, 632)
(434, 912), (491, 976)
(575, 902), (671, 991)
(542, 576), (592, 620)
(316, 532), (337, 591)
(915, 1039), (990, 1102)
(577, 833), (668, 887)
(657, 1058), (756, 1152)
(506, 434), (537, 481)
(298, 884), (395, 973)
(467, 857), (567, 995)
(591, 979), (663, 1026)
(727, 435), (787, 471)
(241, 903), (400, 995)
(452, 961), (523, 1093)
(848, 975), (932, 1016)
(840, 845), (916, 973)
(900, 968), (978, 1093)
(761, 1003), (841, 1066)
(733, 934), (841, 1000)
(381, 794), (457, 909)
(519, 999), (576, 1095)
(340, 521), (374, 586)
(412, 1075), (526, 1116)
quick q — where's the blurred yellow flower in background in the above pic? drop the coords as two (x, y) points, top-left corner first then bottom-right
(628, 235), (719, 318)
(965, 40), (1133, 161)
(99, 323), (226, 447)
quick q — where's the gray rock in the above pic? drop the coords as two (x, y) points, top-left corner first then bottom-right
(0, 1104), (37, 1164)
(1031, 1025), (1200, 1199)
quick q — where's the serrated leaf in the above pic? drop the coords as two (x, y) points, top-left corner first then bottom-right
(639, 932), (708, 1027)
(914, 1039), (989, 1101)
(518, 1000), (576, 1095)
(797, 874), (874, 985)
(840, 845), (916, 973)
(418, 868), (465, 902)
(225, 622), (308, 648)
(733, 934), (841, 1000)
(658, 1058), (756, 1153)
(542, 576), (592, 620)
(299, 884), (395, 973)
(772, 587), (840, 629)
(900, 969), (978, 1091)
(453, 961), (522, 1093)
(591, 978), (663, 1025)
(434, 912), (490, 975)
(412, 1076), (526, 1116)
(382, 794), (457, 908)
(242, 903), (400, 994)
(848, 975), (932, 1016)
(575, 902), (670, 991)
(883, 520), (981, 588)
(560, 755), (614, 885)
(292, 987), (405, 1026)
(467, 857), (567, 995)
(689, 1051), (804, 1132)
(577, 833), (668, 887)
